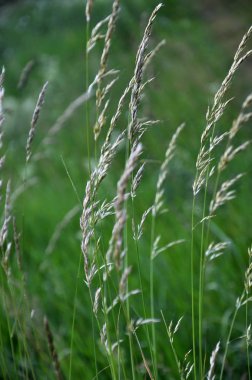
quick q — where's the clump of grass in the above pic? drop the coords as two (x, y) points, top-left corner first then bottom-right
(0, 2), (252, 380)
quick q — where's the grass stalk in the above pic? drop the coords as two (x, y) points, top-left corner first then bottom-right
(245, 302), (251, 380)
(190, 196), (197, 380)
(198, 173), (210, 379)
(219, 306), (238, 380)
(150, 214), (158, 379)
(68, 250), (82, 380)
(161, 310), (182, 379)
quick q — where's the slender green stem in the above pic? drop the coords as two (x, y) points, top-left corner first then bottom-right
(131, 193), (155, 371)
(161, 310), (183, 379)
(101, 300), (118, 380)
(0, 316), (8, 380)
(124, 223), (136, 380)
(246, 301), (251, 380)
(124, 137), (136, 380)
(97, 243), (126, 379)
(190, 196), (197, 380)
(68, 251), (82, 380)
(198, 174), (209, 379)
(91, 309), (98, 380)
(220, 306), (239, 380)
(85, 22), (91, 176)
(150, 214), (158, 379)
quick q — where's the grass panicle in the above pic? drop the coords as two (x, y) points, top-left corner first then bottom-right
(129, 3), (163, 144)
(26, 81), (48, 162)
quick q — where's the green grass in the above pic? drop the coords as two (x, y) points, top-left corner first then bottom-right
(0, 1), (252, 379)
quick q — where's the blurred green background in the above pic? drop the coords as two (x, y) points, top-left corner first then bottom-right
(0, 0), (252, 378)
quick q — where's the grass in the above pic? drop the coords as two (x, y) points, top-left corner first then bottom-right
(0, 0), (252, 379)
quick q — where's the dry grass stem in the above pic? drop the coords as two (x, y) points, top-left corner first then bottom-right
(44, 316), (63, 380)
(26, 81), (48, 162)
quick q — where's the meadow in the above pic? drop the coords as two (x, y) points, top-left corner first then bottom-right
(0, 0), (252, 379)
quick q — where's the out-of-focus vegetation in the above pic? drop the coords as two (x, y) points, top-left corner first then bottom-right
(0, 0), (252, 379)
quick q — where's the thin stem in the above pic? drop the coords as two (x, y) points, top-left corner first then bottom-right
(124, 138), (136, 380)
(246, 302), (251, 380)
(150, 214), (158, 379)
(85, 21), (91, 176)
(0, 317), (8, 380)
(190, 196), (197, 380)
(220, 306), (239, 380)
(68, 251), (82, 380)
(198, 173), (209, 379)
(131, 193), (155, 371)
(97, 242), (126, 379)
(161, 310), (183, 379)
